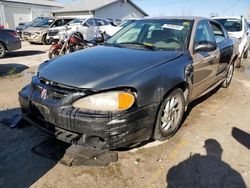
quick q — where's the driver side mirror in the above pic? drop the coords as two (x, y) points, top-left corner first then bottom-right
(194, 41), (217, 52)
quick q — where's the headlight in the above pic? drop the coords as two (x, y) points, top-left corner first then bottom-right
(33, 32), (40, 35)
(72, 91), (135, 112)
(59, 29), (65, 34)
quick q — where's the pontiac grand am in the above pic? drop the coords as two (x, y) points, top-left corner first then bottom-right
(19, 17), (239, 149)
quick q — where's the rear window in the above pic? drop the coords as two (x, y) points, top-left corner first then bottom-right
(214, 18), (242, 32)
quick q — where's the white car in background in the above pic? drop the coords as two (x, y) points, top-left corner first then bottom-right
(47, 17), (111, 42)
(100, 19), (137, 37)
(212, 16), (250, 67)
(47, 18), (83, 41)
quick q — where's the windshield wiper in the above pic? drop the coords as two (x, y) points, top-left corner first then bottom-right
(118, 42), (158, 51)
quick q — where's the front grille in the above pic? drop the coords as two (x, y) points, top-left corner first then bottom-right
(33, 83), (67, 104)
(23, 31), (31, 36)
(31, 76), (89, 106)
(48, 30), (59, 36)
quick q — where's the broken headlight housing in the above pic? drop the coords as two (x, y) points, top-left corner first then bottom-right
(73, 91), (135, 112)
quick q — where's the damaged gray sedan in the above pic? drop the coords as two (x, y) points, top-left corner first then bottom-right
(19, 17), (238, 149)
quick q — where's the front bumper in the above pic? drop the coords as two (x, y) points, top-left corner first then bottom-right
(22, 33), (43, 43)
(18, 77), (158, 150)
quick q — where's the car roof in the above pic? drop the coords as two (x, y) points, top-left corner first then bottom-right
(140, 16), (207, 21)
(212, 16), (242, 19)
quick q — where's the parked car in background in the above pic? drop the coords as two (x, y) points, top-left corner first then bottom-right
(47, 17), (111, 42)
(248, 21), (250, 50)
(19, 17), (239, 150)
(100, 19), (137, 37)
(16, 22), (32, 38)
(212, 16), (250, 67)
(22, 17), (73, 45)
(47, 18), (82, 42)
(0, 25), (4, 29)
(0, 28), (21, 58)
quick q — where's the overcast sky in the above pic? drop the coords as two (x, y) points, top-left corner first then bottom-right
(56, 0), (250, 18)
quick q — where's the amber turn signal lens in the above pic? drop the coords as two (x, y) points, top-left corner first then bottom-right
(118, 92), (135, 110)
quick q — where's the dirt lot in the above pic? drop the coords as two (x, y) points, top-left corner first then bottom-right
(0, 41), (250, 188)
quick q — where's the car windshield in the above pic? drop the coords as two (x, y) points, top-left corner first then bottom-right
(215, 18), (242, 32)
(69, 19), (85, 25)
(106, 19), (193, 51)
(32, 18), (54, 27)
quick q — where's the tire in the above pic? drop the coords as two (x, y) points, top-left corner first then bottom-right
(153, 89), (185, 141)
(235, 55), (243, 68)
(0, 42), (6, 58)
(221, 63), (234, 88)
(42, 34), (52, 45)
(243, 49), (248, 59)
(48, 49), (61, 59)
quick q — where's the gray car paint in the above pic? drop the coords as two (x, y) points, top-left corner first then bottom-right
(0, 29), (21, 51)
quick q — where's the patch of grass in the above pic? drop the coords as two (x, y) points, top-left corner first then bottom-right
(0, 67), (23, 79)
(7, 67), (17, 76)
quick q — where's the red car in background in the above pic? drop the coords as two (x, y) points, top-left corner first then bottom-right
(0, 25), (4, 29)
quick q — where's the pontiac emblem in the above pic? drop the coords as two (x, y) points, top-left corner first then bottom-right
(41, 88), (47, 99)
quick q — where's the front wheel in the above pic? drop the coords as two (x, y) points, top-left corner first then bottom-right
(222, 63), (234, 88)
(48, 49), (61, 59)
(42, 34), (52, 45)
(0, 43), (6, 58)
(153, 89), (185, 141)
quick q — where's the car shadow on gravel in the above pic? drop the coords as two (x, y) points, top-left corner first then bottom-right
(232, 127), (250, 150)
(0, 63), (28, 77)
(0, 107), (118, 187)
(0, 108), (67, 188)
(166, 139), (247, 187)
(4, 50), (46, 58)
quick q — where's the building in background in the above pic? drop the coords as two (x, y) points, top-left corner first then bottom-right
(52, 0), (147, 21)
(0, 0), (62, 29)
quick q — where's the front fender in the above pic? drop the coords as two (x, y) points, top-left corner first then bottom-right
(49, 44), (63, 52)
(130, 54), (192, 106)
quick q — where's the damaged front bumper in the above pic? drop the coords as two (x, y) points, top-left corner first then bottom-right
(18, 76), (159, 150)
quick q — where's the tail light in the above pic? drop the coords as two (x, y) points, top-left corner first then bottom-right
(8, 31), (17, 37)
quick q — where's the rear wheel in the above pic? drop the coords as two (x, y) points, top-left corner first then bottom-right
(235, 54), (243, 68)
(0, 43), (6, 58)
(221, 63), (234, 88)
(154, 89), (185, 141)
(243, 49), (248, 59)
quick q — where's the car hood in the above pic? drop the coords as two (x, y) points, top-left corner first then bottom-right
(24, 27), (47, 33)
(228, 31), (243, 39)
(39, 46), (183, 89)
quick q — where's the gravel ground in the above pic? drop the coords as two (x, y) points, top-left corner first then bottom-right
(0, 41), (250, 188)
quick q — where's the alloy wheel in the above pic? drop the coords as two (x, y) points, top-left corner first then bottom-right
(161, 96), (182, 132)
(0, 46), (3, 55)
(226, 64), (234, 84)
